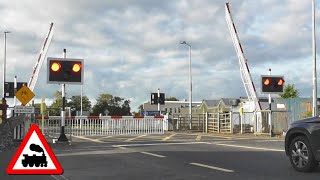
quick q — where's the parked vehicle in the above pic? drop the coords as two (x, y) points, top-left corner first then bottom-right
(285, 116), (320, 172)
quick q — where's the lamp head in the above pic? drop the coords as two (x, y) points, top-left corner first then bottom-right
(180, 41), (186, 44)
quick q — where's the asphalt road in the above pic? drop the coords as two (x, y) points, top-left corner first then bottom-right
(1, 133), (319, 180)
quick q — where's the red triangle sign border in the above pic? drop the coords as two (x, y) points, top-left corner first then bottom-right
(6, 124), (63, 175)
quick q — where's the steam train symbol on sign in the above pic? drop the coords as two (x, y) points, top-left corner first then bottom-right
(22, 144), (48, 167)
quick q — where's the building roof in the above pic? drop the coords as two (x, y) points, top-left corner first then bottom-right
(203, 100), (220, 108)
(165, 101), (202, 104)
(220, 98), (236, 107)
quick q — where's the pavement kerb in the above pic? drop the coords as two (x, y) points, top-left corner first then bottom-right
(169, 131), (285, 140)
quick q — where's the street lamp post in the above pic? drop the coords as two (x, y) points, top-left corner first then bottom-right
(312, 0), (317, 116)
(180, 41), (192, 129)
(3, 31), (10, 100)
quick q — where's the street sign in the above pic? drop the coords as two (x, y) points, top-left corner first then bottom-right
(15, 86), (35, 106)
(6, 124), (63, 175)
(14, 106), (35, 114)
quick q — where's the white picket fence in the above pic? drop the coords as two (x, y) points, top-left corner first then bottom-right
(33, 116), (168, 137)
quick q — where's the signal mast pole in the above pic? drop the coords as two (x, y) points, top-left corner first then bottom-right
(58, 48), (68, 142)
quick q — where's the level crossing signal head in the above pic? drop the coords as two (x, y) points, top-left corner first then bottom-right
(47, 57), (84, 85)
(261, 75), (285, 93)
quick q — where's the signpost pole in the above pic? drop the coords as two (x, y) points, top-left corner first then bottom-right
(41, 97), (44, 134)
(14, 76), (17, 107)
(158, 88), (160, 115)
(268, 69), (272, 137)
(58, 49), (68, 142)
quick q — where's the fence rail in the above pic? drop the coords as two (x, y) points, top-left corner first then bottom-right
(32, 116), (167, 138)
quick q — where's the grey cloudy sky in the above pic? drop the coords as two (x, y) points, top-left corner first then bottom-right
(0, 0), (319, 111)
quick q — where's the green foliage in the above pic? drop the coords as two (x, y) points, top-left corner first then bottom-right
(301, 111), (312, 118)
(165, 96), (179, 101)
(49, 91), (63, 116)
(91, 93), (131, 116)
(279, 84), (299, 98)
(67, 95), (92, 116)
(34, 103), (48, 116)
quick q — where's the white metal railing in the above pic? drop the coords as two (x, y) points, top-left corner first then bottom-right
(34, 116), (167, 137)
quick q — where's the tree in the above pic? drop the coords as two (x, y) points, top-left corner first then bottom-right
(91, 93), (131, 116)
(165, 96), (179, 101)
(279, 84), (299, 98)
(49, 91), (63, 116)
(92, 93), (112, 116)
(34, 103), (48, 116)
(67, 95), (92, 116)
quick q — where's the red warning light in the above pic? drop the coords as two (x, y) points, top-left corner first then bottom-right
(72, 63), (81, 73)
(264, 78), (270, 86)
(278, 79), (284, 86)
(51, 62), (61, 72)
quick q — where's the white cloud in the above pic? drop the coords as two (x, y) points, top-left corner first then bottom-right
(0, 0), (319, 111)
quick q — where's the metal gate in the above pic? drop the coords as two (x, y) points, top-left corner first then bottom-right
(173, 114), (206, 132)
(207, 113), (232, 133)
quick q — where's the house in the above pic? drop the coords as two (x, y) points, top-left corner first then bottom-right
(142, 100), (202, 116)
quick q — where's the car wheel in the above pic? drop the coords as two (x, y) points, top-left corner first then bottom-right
(289, 136), (318, 172)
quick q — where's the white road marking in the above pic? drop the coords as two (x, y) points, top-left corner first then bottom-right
(140, 151), (166, 158)
(215, 143), (285, 152)
(190, 163), (234, 173)
(206, 141), (235, 144)
(51, 175), (69, 180)
(73, 136), (103, 143)
(60, 175), (69, 180)
(183, 133), (232, 139)
(125, 134), (147, 142)
(57, 148), (136, 157)
(195, 135), (202, 141)
(113, 145), (128, 150)
(117, 141), (207, 147)
(162, 133), (176, 141)
(254, 139), (284, 142)
(98, 136), (113, 140)
(51, 175), (60, 180)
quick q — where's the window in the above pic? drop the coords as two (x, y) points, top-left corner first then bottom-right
(170, 108), (172, 113)
(178, 107), (180, 113)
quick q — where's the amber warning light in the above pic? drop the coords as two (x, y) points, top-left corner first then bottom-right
(51, 62), (61, 72)
(263, 78), (270, 86)
(72, 63), (81, 73)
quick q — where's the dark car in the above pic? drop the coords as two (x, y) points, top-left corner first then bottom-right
(285, 116), (320, 172)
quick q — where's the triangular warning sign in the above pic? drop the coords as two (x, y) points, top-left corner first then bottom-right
(6, 124), (63, 175)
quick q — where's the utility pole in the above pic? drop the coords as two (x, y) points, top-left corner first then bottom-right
(312, 0), (317, 116)
(180, 41), (192, 130)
